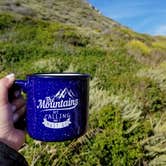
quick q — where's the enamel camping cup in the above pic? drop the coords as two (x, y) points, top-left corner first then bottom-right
(14, 73), (90, 141)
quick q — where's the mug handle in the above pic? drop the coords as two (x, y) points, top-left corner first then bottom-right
(14, 80), (27, 93)
(8, 79), (27, 130)
(8, 79), (27, 102)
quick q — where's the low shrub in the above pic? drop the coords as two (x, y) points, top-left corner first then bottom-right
(126, 39), (151, 56)
(0, 13), (15, 29)
(152, 41), (166, 50)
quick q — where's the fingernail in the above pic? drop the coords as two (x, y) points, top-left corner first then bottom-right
(13, 113), (18, 122)
(11, 105), (16, 112)
(14, 91), (20, 98)
(6, 73), (15, 80)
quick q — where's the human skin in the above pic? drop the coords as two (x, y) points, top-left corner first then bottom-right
(0, 74), (26, 150)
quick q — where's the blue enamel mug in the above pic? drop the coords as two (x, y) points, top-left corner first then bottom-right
(14, 73), (90, 142)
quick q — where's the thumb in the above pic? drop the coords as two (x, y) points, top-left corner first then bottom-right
(0, 73), (15, 106)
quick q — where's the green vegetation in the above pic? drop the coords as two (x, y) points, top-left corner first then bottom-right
(152, 41), (166, 50)
(0, 1), (166, 165)
(0, 0), (118, 32)
(126, 40), (151, 56)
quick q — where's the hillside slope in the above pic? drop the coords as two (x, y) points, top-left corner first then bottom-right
(0, 0), (166, 166)
(0, 0), (119, 31)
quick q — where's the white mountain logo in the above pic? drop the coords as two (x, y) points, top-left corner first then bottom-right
(36, 88), (79, 111)
(54, 88), (76, 99)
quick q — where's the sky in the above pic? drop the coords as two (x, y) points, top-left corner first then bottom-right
(88, 0), (166, 36)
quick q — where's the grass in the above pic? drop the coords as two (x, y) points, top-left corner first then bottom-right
(152, 41), (166, 50)
(0, 0), (119, 32)
(126, 39), (151, 56)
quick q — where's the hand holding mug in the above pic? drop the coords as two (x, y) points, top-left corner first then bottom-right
(0, 74), (25, 150)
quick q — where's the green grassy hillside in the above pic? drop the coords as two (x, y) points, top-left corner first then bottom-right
(0, 0), (119, 31)
(0, 0), (166, 165)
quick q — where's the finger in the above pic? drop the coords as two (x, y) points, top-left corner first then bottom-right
(4, 73), (15, 88)
(13, 106), (26, 123)
(0, 73), (15, 106)
(11, 97), (25, 112)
